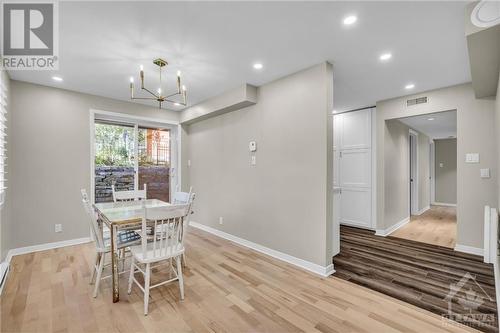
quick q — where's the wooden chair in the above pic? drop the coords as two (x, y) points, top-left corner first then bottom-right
(127, 203), (190, 315)
(112, 184), (147, 202)
(80, 189), (140, 297)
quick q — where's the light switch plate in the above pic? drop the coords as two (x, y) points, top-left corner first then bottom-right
(249, 141), (257, 152)
(480, 168), (490, 178)
(251, 155), (256, 165)
(465, 153), (480, 163)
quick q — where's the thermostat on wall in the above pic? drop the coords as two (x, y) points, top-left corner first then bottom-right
(249, 141), (257, 152)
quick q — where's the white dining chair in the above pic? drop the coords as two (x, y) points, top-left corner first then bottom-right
(80, 189), (141, 297)
(127, 203), (190, 315)
(112, 184), (147, 202)
(172, 185), (192, 204)
(171, 186), (194, 267)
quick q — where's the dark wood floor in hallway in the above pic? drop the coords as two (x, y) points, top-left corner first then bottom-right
(334, 226), (498, 333)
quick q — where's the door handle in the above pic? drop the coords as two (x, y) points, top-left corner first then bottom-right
(334, 187), (342, 194)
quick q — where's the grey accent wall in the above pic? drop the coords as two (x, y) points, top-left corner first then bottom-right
(377, 83), (497, 249)
(4, 81), (179, 252)
(0, 72), (10, 262)
(435, 138), (457, 204)
(185, 63), (334, 267)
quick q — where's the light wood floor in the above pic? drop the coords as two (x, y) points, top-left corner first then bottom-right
(1, 227), (477, 333)
(390, 205), (457, 248)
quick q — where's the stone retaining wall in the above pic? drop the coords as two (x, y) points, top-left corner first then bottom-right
(95, 166), (170, 203)
(95, 166), (135, 203)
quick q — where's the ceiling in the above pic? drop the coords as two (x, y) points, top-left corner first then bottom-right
(8, 1), (472, 112)
(398, 110), (457, 139)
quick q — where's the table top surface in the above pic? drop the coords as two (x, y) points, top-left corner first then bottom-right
(94, 199), (170, 224)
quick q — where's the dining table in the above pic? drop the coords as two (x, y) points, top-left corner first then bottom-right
(94, 199), (171, 303)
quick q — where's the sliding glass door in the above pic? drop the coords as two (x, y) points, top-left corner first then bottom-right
(93, 120), (174, 203)
(138, 127), (171, 202)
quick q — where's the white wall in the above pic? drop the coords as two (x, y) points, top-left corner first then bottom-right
(384, 119), (411, 225)
(377, 83), (497, 249)
(185, 63), (334, 267)
(4, 81), (179, 253)
(383, 119), (430, 225)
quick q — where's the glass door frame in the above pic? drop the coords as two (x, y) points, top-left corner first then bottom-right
(89, 108), (181, 204)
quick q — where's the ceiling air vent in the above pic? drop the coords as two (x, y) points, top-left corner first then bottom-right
(407, 96), (428, 107)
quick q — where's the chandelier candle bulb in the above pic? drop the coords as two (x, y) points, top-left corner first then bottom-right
(177, 71), (181, 93)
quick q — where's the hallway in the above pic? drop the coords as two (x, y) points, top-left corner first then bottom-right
(390, 205), (457, 248)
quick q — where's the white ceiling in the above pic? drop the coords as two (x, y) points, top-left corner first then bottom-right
(398, 110), (457, 139)
(9, 1), (472, 112)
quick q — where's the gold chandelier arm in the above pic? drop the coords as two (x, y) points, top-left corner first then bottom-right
(164, 98), (187, 106)
(165, 91), (181, 98)
(131, 97), (158, 100)
(141, 87), (159, 99)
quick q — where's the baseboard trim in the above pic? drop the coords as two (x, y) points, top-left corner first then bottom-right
(454, 244), (483, 256)
(1, 236), (92, 296)
(432, 202), (457, 207)
(375, 216), (410, 237)
(416, 206), (430, 215)
(189, 221), (335, 277)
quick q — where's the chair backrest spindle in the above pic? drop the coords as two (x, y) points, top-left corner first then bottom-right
(112, 184), (147, 202)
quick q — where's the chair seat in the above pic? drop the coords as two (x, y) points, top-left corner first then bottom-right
(130, 242), (184, 264)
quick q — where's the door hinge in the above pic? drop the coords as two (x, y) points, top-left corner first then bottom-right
(340, 151), (342, 158)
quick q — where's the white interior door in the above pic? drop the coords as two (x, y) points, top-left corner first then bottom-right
(334, 109), (373, 229)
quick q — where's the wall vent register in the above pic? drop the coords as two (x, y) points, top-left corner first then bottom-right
(406, 96), (428, 107)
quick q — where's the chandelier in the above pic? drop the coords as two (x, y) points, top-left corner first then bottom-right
(129, 58), (187, 109)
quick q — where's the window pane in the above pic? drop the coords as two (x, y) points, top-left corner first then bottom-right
(138, 128), (170, 202)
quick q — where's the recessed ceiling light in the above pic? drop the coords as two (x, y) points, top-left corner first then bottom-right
(343, 15), (357, 25)
(427, 118), (435, 121)
(174, 102), (180, 106)
(332, 110), (338, 114)
(379, 53), (392, 61)
(253, 63), (263, 70)
(405, 83), (415, 90)
(52, 76), (63, 82)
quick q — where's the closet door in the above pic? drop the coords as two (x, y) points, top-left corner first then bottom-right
(334, 109), (372, 229)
